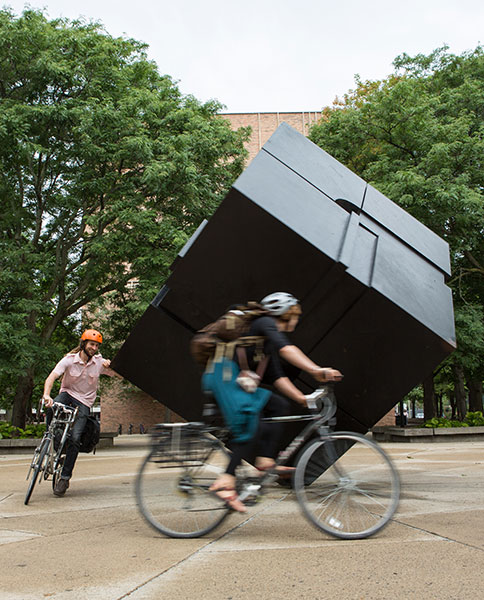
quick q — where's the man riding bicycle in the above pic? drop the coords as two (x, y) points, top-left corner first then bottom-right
(42, 329), (116, 496)
(202, 292), (342, 512)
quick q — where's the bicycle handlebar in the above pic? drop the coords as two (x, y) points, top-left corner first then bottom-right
(305, 384), (337, 423)
(40, 399), (78, 415)
(52, 401), (77, 412)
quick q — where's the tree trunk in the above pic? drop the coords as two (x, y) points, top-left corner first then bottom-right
(452, 364), (467, 421)
(11, 369), (34, 429)
(467, 379), (483, 413)
(449, 390), (456, 419)
(423, 375), (437, 420)
(437, 393), (443, 418)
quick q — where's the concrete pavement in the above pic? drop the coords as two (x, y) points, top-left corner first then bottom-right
(1, 436), (483, 600)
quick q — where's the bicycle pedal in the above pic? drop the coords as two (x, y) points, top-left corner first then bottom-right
(238, 480), (263, 506)
(243, 497), (260, 507)
(244, 476), (263, 486)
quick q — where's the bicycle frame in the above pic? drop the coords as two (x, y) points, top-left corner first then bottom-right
(26, 402), (78, 484)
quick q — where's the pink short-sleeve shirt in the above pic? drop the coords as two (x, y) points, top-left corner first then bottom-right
(54, 352), (107, 408)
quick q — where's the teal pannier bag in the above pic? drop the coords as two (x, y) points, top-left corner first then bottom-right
(202, 359), (270, 443)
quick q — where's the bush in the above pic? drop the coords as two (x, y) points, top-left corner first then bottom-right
(464, 411), (484, 426)
(423, 415), (483, 428)
(424, 417), (469, 428)
(0, 422), (18, 439)
(0, 422), (46, 439)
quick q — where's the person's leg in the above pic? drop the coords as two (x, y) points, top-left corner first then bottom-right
(59, 399), (90, 480)
(225, 439), (257, 476)
(214, 393), (292, 477)
(209, 436), (257, 513)
(210, 395), (292, 508)
(255, 393), (294, 471)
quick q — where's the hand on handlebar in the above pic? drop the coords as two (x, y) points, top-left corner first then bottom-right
(311, 367), (343, 383)
(43, 395), (54, 408)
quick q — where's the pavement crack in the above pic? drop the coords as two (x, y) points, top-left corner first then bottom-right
(0, 493), (14, 504)
(392, 518), (484, 552)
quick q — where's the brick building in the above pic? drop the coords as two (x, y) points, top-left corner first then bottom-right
(100, 379), (182, 433)
(221, 111), (321, 163)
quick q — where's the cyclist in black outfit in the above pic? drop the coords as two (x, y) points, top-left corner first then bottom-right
(208, 292), (342, 512)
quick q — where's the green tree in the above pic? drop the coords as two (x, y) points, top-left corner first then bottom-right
(0, 9), (249, 427)
(310, 46), (484, 418)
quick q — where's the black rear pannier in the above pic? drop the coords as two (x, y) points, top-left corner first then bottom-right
(52, 415), (100, 454)
(79, 415), (100, 454)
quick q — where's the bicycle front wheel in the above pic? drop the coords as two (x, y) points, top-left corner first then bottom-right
(24, 438), (50, 505)
(294, 432), (400, 539)
(136, 431), (231, 538)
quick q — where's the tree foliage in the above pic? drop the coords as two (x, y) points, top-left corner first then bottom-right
(310, 46), (484, 413)
(0, 9), (249, 425)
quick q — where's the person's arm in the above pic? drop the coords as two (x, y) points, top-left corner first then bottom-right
(279, 345), (342, 382)
(101, 359), (123, 379)
(43, 370), (61, 407)
(273, 376), (307, 405)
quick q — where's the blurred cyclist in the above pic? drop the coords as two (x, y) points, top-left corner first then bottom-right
(204, 292), (342, 512)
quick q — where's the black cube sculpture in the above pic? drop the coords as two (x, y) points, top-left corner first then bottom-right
(113, 123), (455, 432)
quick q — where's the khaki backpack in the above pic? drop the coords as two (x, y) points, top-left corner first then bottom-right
(190, 302), (268, 370)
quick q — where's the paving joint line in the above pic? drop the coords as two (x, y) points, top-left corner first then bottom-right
(3, 501), (137, 519)
(0, 514), (143, 541)
(116, 493), (290, 599)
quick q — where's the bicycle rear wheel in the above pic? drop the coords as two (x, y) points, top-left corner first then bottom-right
(136, 427), (231, 538)
(24, 438), (50, 505)
(294, 432), (400, 539)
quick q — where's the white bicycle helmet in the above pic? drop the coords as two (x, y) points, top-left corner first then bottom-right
(260, 292), (299, 316)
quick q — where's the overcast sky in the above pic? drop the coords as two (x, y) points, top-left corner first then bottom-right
(3, 1), (483, 112)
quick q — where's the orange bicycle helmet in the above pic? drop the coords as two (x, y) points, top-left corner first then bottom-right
(81, 329), (103, 344)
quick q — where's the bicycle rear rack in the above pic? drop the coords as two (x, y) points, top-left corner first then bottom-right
(150, 423), (217, 465)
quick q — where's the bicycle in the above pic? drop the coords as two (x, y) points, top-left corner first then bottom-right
(136, 384), (400, 539)
(24, 401), (78, 505)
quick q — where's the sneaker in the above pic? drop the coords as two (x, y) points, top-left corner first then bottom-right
(53, 477), (70, 497)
